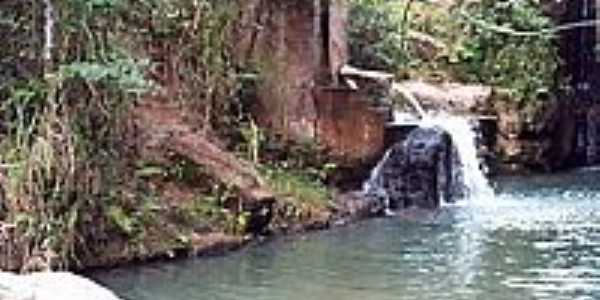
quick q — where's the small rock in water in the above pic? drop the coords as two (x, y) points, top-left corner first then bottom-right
(0, 272), (122, 300)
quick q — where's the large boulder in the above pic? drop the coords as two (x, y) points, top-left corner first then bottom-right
(365, 126), (454, 210)
(0, 272), (121, 300)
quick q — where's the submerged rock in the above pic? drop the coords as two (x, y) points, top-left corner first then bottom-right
(0, 272), (121, 300)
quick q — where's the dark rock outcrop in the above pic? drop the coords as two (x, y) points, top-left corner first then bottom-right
(238, 191), (275, 235)
(494, 97), (576, 171)
(366, 126), (454, 210)
(332, 191), (386, 225)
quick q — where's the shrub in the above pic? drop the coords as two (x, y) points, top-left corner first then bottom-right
(348, 0), (560, 103)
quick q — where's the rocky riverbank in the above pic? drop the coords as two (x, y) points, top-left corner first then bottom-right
(0, 191), (383, 273)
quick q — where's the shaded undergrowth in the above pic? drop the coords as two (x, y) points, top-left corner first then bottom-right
(0, 0), (340, 270)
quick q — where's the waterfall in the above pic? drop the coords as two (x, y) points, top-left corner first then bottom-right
(363, 83), (495, 210)
(362, 149), (394, 214)
(390, 82), (427, 118)
(420, 113), (495, 202)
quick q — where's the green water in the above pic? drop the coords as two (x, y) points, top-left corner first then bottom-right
(92, 168), (600, 300)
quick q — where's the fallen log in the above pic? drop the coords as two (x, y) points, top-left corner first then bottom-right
(131, 102), (266, 193)
(131, 101), (276, 234)
(339, 65), (394, 83)
(391, 80), (493, 114)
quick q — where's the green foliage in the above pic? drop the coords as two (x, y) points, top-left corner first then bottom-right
(107, 205), (138, 237)
(234, 122), (335, 209)
(261, 134), (336, 207)
(348, 0), (411, 70)
(260, 165), (332, 207)
(143, 0), (240, 129)
(146, 159), (202, 184)
(106, 195), (162, 243)
(348, 0), (560, 103)
(0, 0), (243, 269)
(238, 119), (264, 164)
(455, 0), (559, 102)
(174, 191), (249, 236)
(59, 58), (152, 92)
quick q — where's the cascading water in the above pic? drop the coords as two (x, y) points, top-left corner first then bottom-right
(363, 149), (394, 213)
(420, 113), (495, 202)
(390, 82), (427, 118)
(363, 83), (495, 210)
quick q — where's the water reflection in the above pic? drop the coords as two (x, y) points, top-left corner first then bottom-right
(92, 169), (600, 300)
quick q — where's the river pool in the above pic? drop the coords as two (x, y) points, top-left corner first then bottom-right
(92, 168), (600, 300)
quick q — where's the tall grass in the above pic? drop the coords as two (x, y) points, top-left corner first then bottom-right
(0, 0), (240, 269)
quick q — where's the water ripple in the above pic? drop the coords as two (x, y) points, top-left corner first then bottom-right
(90, 169), (600, 300)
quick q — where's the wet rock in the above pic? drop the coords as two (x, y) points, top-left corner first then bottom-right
(494, 98), (576, 171)
(0, 272), (122, 300)
(367, 126), (454, 210)
(584, 105), (600, 164)
(239, 189), (276, 235)
(332, 191), (385, 224)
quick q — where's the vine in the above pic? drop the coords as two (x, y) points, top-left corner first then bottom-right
(0, 0), (241, 269)
(348, 0), (561, 103)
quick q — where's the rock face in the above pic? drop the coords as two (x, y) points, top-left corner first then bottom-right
(236, 0), (349, 141)
(0, 272), (121, 300)
(570, 103), (600, 166)
(332, 191), (386, 224)
(235, 1), (387, 183)
(584, 105), (600, 164)
(366, 127), (454, 210)
(556, 0), (600, 168)
(494, 98), (576, 171)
